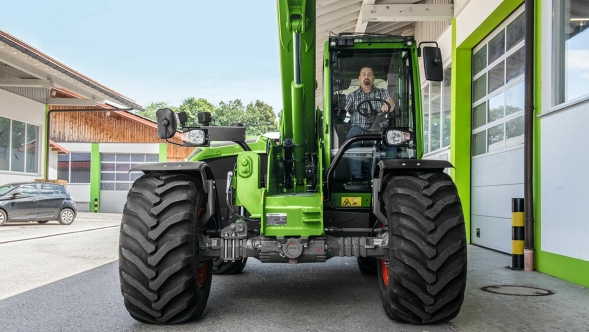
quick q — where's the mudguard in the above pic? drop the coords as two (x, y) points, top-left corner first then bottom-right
(132, 162), (217, 227)
(372, 159), (454, 224)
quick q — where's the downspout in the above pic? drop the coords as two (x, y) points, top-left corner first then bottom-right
(523, 0), (535, 271)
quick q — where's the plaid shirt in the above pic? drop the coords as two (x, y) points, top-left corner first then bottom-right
(345, 87), (392, 130)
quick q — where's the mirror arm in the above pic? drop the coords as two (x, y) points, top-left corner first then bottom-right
(165, 137), (183, 147)
(162, 116), (184, 146)
(417, 41), (440, 61)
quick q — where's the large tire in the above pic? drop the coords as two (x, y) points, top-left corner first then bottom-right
(378, 171), (467, 324)
(119, 173), (212, 324)
(212, 257), (248, 275)
(357, 257), (377, 275)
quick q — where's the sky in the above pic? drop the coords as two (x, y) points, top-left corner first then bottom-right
(0, 0), (284, 113)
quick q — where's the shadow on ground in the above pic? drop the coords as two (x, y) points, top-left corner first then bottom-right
(0, 258), (455, 332)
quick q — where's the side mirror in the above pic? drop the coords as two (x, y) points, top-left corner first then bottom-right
(11, 192), (21, 198)
(156, 108), (177, 139)
(422, 46), (443, 82)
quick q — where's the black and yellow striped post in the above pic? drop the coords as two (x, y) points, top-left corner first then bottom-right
(94, 198), (99, 213)
(511, 198), (524, 269)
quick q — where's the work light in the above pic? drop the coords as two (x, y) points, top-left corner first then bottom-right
(182, 129), (207, 145)
(384, 129), (411, 146)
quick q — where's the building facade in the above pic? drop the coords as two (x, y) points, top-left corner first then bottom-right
(415, 0), (589, 287)
(0, 30), (194, 214)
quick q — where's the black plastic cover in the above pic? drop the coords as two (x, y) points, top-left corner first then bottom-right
(423, 46), (443, 82)
(155, 108), (177, 139)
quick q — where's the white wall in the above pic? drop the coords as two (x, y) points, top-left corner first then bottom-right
(454, 0), (472, 16)
(48, 151), (58, 179)
(67, 184), (91, 204)
(540, 102), (589, 261)
(58, 143), (92, 152)
(540, 0), (589, 260)
(0, 89), (46, 184)
(0, 89), (46, 125)
(455, 0), (504, 46)
(99, 143), (159, 154)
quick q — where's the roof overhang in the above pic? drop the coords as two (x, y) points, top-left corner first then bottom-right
(0, 30), (143, 110)
(49, 140), (69, 155)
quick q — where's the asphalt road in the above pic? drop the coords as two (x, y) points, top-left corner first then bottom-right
(0, 213), (455, 332)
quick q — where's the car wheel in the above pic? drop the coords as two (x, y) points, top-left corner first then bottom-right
(37, 220), (49, 224)
(0, 210), (6, 226)
(58, 208), (75, 225)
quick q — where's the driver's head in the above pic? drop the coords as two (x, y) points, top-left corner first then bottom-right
(358, 67), (375, 90)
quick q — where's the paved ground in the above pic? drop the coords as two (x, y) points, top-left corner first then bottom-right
(0, 212), (122, 244)
(0, 213), (588, 331)
(0, 213), (121, 300)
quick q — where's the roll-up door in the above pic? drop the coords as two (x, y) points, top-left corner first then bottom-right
(470, 8), (526, 253)
(100, 153), (159, 213)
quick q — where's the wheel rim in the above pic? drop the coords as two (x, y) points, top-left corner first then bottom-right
(197, 261), (209, 288)
(61, 210), (74, 224)
(381, 259), (389, 287)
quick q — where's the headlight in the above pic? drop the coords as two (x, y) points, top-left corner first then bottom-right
(181, 129), (207, 145)
(384, 130), (411, 146)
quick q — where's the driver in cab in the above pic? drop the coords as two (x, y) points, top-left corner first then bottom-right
(345, 66), (395, 135)
(345, 66), (395, 181)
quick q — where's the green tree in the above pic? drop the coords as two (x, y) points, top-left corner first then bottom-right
(138, 102), (174, 121)
(244, 100), (278, 135)
(178, 97), (216, 126)
(213, 99), (245, 127)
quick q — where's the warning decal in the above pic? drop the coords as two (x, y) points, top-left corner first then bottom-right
(341, 197), (362, 207)
(266, 213), (287, 225)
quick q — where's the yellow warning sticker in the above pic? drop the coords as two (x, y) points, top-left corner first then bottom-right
(341, 197), (362, 207)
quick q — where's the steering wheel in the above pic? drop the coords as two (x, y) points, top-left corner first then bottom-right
(356, 98), (392, 117)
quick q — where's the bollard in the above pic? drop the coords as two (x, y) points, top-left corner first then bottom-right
(511, 198), (524, 269)
(94, 198), (98, 213)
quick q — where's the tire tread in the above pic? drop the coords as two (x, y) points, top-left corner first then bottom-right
(378, 171), (467, 324)
(119, 173), (212, 324)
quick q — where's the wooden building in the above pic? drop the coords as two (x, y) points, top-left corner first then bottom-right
(0, 29), (191, 213)
(49, 95), (194, 213)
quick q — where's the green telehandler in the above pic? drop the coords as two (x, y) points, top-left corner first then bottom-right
(118, 0), (467, 325)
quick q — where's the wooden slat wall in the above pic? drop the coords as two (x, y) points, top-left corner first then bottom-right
(168, 142), (196, 162)
(49, 110), (194, 161)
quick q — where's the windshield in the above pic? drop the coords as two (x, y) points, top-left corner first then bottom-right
(0, 184), (17, 196)
(329, 48), (416, 191)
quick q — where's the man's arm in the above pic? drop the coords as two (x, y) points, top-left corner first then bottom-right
(377, 88), (395, 112)
(345, 92), (354, 113)
(382, 98), (395, 112)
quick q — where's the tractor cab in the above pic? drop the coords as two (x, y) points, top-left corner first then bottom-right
(328, 41), (418, 191)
